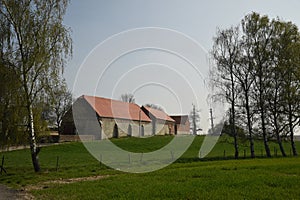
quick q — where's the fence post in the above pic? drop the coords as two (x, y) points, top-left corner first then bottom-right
(128, 154), (131, 164)
(56, 156), (59, 172)
(140, 153), (143, 162)
(170, 151), (174, 161)
(100, 154), (102, 167)
(0, 155), (7, 175)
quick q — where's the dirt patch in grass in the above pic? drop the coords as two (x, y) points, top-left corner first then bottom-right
(24, 175), (110, 191)
(0, 184), (34, 200)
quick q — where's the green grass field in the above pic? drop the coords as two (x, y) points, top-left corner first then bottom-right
(0, 135), (300, 199)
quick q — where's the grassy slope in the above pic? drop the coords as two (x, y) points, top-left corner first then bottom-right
(31, 158), (300, 200)
(0, 135), (300, 199)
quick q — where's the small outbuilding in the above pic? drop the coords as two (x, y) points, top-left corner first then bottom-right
(141, 106), (176, 135)
(170, 115), (190, 135)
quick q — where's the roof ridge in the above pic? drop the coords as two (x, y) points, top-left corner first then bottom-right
(142, 105), (175, 122)
(82, 94), (139, 106)
(80, 95), (151, 122)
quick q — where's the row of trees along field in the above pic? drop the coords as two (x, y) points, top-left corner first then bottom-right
(210, 12), (300, 159)
(0, 0), (72, 172)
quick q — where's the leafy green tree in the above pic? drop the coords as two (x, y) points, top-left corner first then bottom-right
(49, 78), (73, 132)
(274, 20), (300, 156)
(0, 0), (72, 172)
(210, 26), (241, 159)
(0, 35), (28, 148)
(265, 19), (290, 157)
(232, 17), (264, 158)
(242, 13), (273, 158)
(222, 119), (247, 142)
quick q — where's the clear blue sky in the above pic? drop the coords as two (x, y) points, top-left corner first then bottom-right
(63, 0), (300, 133)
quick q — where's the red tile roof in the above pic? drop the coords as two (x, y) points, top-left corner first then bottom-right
(142, 106), (175, 122)
(82, 95), (151, 122)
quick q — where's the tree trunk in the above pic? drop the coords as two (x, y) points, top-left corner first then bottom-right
(277, 131), (286, 157)
(275, 124), (286, 157)
(290, 132), (297, 156)
(258, 72), (271, 158)
(230, 71), (238, 159)
(288, 104), (298, 156)
(274, 119), (286, 157)
(245, 93), (255, 158)
(231, 106), (239, 159)
(261, 109), (271, 157)
(27, 104), (41, 172)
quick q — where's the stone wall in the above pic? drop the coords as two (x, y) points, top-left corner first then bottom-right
(100, 118), (151, 138)
(59, 135), (95, 142)
(155, 121), (175, 135)
(60, 106), (179, 139)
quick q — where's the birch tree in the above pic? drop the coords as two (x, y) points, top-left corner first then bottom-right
(0, 0), (72, 172)
(276, 21), (300, 156)
(242, 13), (273, 157)
(211, 26), (241, 159)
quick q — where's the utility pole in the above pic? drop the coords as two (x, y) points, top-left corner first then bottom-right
(192, 104), (197, 135)
(209, 108), (215, 133)
(139, 110), (141, 137)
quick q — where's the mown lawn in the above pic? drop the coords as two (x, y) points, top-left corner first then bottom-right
(0, 135), (299, 199)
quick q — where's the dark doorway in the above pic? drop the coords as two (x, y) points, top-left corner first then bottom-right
(99, 121), (102, 140)
(175, 124), (177, 135)
(113, 124), (119, 138)
(141, 125), (144, 137)
(152, 120), (156, 135)
(127, 124), (132, 137)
